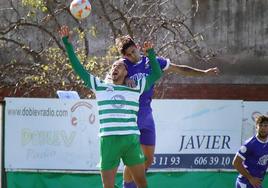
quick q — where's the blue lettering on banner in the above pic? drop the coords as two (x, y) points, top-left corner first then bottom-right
(178, 135), (231, 152)
(151, 154), (234, 169)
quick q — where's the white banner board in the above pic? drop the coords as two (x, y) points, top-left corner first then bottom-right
(5, 98), (100, 170)
(5, 98), (244, 171)
(151, 100), (243, 169)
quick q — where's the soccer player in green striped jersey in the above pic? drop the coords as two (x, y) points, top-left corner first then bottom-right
(59, 25), (162, 188)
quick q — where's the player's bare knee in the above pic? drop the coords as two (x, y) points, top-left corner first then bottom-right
(123, 168), (133, 181)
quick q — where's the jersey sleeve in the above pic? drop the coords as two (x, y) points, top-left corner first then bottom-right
(144, 49), (163, 91)
(237, 139), (252, 161)
(156, 56), (170, 71)
(62, 36), (95, 91)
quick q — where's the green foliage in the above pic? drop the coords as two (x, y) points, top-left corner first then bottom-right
(22, 0), (48, 12)
(76, 48), (113, 80)
(72, 26), (117, 79)
(88, 26), (98, 38)
(45, 47), (67, 65)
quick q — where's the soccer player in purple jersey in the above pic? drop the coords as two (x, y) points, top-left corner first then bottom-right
(233, 115), (268, 188)
(115, 35), (220, 188)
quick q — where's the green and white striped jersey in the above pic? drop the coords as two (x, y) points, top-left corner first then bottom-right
(90, 76), (146, 136)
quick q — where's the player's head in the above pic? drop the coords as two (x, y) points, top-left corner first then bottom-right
(108, 59), (128, 85)
(115, 35), (141, 63)
(255, 115), (268, 140)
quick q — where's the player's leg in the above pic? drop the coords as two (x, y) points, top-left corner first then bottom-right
(123, 145), (154, 187)
(123, 111), (156, 187)
(101, 168), (118, 188)
(123, 132), (155, 188)
(140, 127), (156, 170)
(123, 166), (136, 187)
(138, 110), (156, 170)
(122, 135), (147, 188)
(100, 136), (121, 188)
(127, 163), (148, 188)
(141, 144), (155, 169)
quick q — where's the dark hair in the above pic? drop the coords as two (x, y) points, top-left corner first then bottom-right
(115, 35), (136, 55)
(256, 115), (268, 124)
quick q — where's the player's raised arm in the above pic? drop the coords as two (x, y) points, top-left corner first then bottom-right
(165, 63), (219, 76)
(58, 25), (93, 89)
(142, 42), (163, 91)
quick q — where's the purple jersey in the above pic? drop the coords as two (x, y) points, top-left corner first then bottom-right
(124, 55), (170, 108)
(236, 136), (268, 184)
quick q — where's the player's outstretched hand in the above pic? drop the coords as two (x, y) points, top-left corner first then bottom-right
(58, 25), (70, 38)
(205, 67), (220, 76)
(142, 41), (154, 56)
(125, 78), (136, 88)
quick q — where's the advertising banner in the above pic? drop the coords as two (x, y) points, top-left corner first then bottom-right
(151, 100), (243, 170)
(5, 98), (100, 170)
(5, 98), (243, 171)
